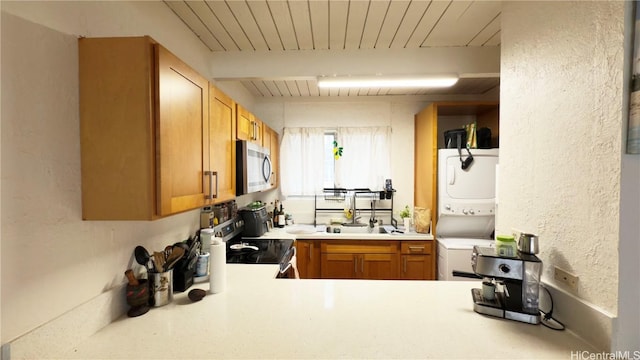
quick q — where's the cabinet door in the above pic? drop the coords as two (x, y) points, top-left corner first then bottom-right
(321, 253), (356, 279)
(361, 253), (399, 280)
(209, 85), (236, 202)
(236, 104), (253, 141)
(297, 240), (320, 279)
(400, 255), (433, 280)
(253, 117), (263, 144)
(269, 128), (279, 188)
(262, 126), (279, 189)
(79, 36), (157, 220)
(414, 103), (438, 235)
(156, 45), (209, 216)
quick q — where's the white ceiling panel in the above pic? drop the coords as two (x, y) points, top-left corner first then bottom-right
(389, 0), (432, 49)
(225, 1), (270, 50)
(247, 0), (284, 50)
(403, 0), (450, 48)
(374, 0), (410, 49)
(205, 0), (254, 50)
(267, 1), (298, 50)
(344, 0), (369, 50)
(328, 0), (349, 50)
(289, 1), (314, 50)
(164, 0), (503, 97)
(165, 1), (223, 51)
(309, 0), (330, 50)
(185, 0), (238, 50)
(359, 1), (389, 49)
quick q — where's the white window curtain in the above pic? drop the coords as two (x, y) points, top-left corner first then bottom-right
(280, 127), (325, 197)
(335, 127), (392, 190)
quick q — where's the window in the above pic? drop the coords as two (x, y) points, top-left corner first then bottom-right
(323, 131), (336, 188)
(280, 127), (391, 196)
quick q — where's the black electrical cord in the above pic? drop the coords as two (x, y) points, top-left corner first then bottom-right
(539, 284), (566, 331)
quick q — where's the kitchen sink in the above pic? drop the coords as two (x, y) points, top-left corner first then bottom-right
(334, 224), (384, 234)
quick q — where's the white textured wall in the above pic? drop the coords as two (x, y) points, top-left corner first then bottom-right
(499, 1), (624, 315)
(0, 2), (213, 343)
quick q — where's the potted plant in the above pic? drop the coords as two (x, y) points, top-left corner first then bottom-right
(399, 205), (411, 231)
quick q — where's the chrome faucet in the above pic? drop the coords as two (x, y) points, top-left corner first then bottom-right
(369, 200), (377, 228)
(351, 192), (360, 224)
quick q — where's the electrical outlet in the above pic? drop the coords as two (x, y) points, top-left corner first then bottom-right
(1, 343), (10, 360)
(554, 266), (579, 291)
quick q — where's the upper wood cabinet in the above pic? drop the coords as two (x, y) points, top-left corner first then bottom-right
(414, 102), (499, 235)
(209, 86), (236, 203)
(79, 36), (209, 220)
(236, 104), (262, 144)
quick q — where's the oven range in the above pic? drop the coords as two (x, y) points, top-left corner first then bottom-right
(209, 216), (296, 277)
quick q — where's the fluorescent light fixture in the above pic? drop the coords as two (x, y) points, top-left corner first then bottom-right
(316, 74), (458, 89)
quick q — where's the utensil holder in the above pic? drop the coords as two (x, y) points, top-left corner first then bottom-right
(149, 269), (173, 307)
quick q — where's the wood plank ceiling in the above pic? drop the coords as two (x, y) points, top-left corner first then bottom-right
(164, 0), (502, 97)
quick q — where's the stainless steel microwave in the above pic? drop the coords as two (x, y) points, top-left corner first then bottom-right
(236, 140), (272, 195)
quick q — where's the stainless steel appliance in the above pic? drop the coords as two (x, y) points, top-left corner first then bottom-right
(236, 140), (272, 195)
(215, 215), (296, 278)
(470, 245), (542, 325)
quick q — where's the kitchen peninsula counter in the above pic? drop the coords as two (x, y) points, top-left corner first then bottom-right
(28, 265), (595, 359)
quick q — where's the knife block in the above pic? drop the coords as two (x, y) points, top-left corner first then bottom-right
(172, 257), (194, 293)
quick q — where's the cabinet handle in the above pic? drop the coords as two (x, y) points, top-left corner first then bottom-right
(361, 256), (364, 273)
(409, 246), (425, 252)
(403, 257), (407, 273)
(204, 171), (214, 200)
(309, 244), (312, 260)
(212, 171), (218, 199)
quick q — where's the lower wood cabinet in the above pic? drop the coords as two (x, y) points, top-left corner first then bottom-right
(400, 241), (434, 280)
(320, 241), (399, 280)
(296, 240), (320, 279)
(297, 239), (434, 280)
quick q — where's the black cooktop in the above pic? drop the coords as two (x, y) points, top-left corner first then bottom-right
(226, 239), (294, 264)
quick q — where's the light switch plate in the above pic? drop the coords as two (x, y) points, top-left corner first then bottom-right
(554, 266), (579, 291)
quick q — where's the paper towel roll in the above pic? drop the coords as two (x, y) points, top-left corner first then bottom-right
(209, 240), (226, 294)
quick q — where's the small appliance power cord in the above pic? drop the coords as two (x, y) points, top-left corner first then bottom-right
(539, 284), (566, 331)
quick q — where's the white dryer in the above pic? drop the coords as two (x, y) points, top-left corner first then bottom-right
(435, 148), (499, 281)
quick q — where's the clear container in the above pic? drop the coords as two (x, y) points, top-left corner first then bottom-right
(200, 228), (214, 255)
(495, 234), (517, 257)
(522, 261), (542, 314)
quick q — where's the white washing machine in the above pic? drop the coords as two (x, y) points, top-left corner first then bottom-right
(435, 149), (499, 281)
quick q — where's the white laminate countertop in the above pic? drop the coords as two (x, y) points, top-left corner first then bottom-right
(53, 265), (594, 359)
(247, 225), (434, 241)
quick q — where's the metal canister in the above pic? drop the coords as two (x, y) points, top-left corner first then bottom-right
(517, 233), (539, 254)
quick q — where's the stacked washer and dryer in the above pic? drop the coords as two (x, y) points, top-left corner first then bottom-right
(436, 148), (499, 280)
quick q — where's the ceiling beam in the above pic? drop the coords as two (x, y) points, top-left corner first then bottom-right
(210, 46), (500, 80)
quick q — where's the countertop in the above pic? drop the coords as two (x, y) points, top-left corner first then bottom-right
(248, 224), (434, 241)
(53, 265), (594, 359)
